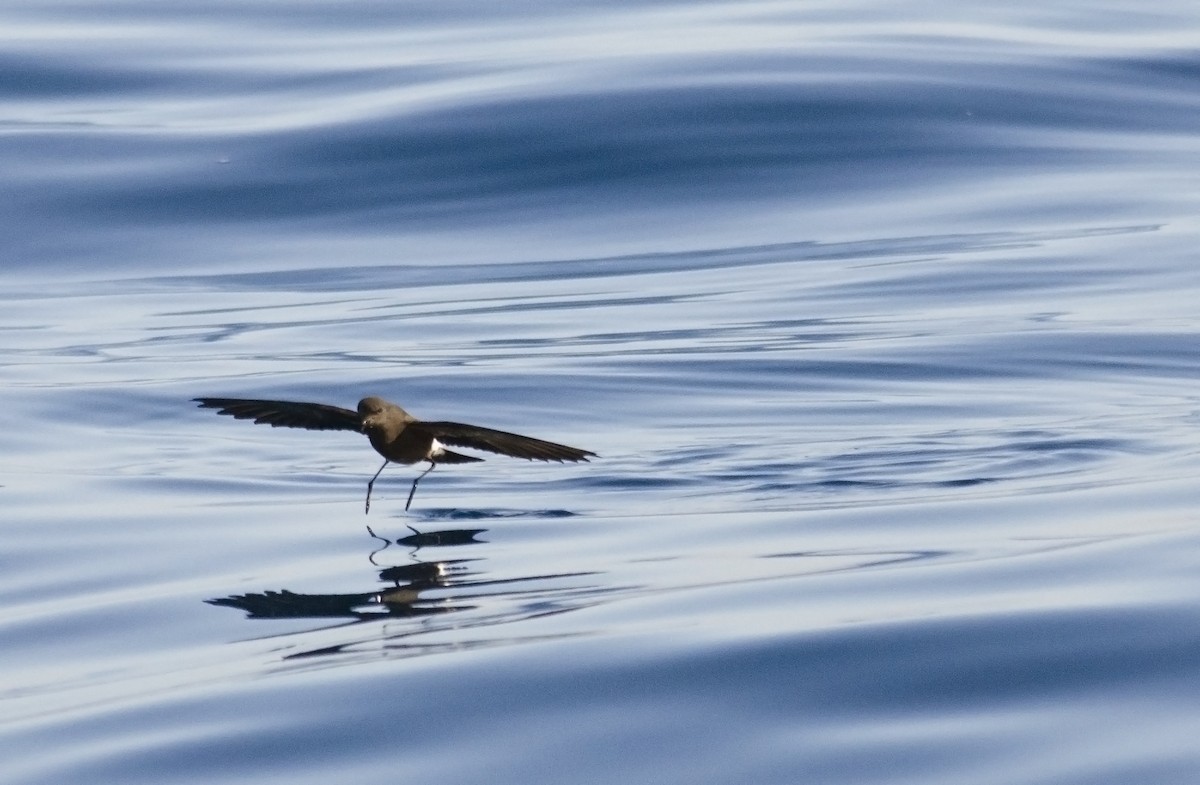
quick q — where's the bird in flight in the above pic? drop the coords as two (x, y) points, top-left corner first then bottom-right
(194, 396), (595, 513)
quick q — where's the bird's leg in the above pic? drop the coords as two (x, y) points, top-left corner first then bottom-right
(365, 459), (390, 515)
(366, 527), (392, 564)
(405, 461), (437, 512)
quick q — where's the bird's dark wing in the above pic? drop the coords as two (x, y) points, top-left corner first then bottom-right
(194, 398), (362, 432)
(415, 422), (595, 462)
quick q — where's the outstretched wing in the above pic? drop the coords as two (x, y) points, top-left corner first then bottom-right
(415, 421), (595, 462)
(194, 398), (362, 432)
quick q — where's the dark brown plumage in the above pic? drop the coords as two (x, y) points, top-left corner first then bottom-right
(194, 396), (595, 513)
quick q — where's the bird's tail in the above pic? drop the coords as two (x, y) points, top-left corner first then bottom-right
(436, 450), (485, 464)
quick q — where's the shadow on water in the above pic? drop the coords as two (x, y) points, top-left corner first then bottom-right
(392, 527), (487, 548)
(408, 508), (581, 521)
(381, 507), (580, 546)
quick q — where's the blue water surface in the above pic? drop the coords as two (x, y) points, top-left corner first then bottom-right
(3, 2), (1200, 783)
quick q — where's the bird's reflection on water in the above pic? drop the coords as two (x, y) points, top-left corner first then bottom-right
(206, 520), (606, 661)
(205, 547), (479, 622)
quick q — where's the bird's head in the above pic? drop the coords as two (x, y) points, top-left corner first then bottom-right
(358, 397), (389, 417)
(357, 396), (412, 437)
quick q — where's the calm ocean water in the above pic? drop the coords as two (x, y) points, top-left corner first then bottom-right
(4, 2), (1200, 783)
